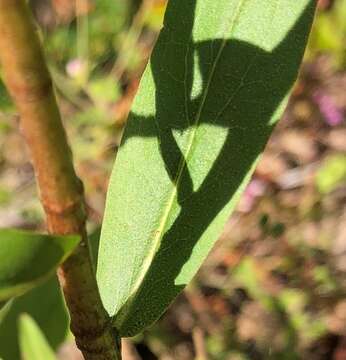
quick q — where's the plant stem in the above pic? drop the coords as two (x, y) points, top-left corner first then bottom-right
(0, 1), (121, 358)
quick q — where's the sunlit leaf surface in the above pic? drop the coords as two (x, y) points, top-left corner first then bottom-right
(97, 0), (316, 336)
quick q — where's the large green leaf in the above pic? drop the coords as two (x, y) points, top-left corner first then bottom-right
(19, 314), (57, 360)
(97, 0), (316, 336)
(0, 228), (79, 301)
(0, 276), (69, 360)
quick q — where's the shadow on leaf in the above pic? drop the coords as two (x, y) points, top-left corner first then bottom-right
(99, 0), (316, 336)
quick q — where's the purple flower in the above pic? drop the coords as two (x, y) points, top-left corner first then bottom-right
(313, 90), (344, 127)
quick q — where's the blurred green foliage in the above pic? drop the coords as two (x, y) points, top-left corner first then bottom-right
(307, 0), (346, 68)
(0, 80), (13, 111)
(0, 277), (69, 360)
(316, 154), (346, 194)
(44, 0), (130, 68)
(19, 314), (57, 360)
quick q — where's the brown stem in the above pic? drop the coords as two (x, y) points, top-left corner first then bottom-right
(0, 1), (120, 358)
(192, 327), (209, 360)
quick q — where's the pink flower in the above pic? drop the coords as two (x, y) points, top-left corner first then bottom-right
(238, 179), (266, 213)
(313, 90), (344, 127)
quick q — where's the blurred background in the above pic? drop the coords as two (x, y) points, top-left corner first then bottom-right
(0, 0), (345, 359)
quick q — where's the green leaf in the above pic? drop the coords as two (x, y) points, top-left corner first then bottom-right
(0, 228), (79, 301)
(97, 0), (316, 336)
(19, 314), (57, 360)
(89, 227), (101, 271)
(0, 300), (12, 321)
(0, 276), (69, 360)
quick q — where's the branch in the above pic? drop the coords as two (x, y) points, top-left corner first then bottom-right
(0, 1), (120, 358)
